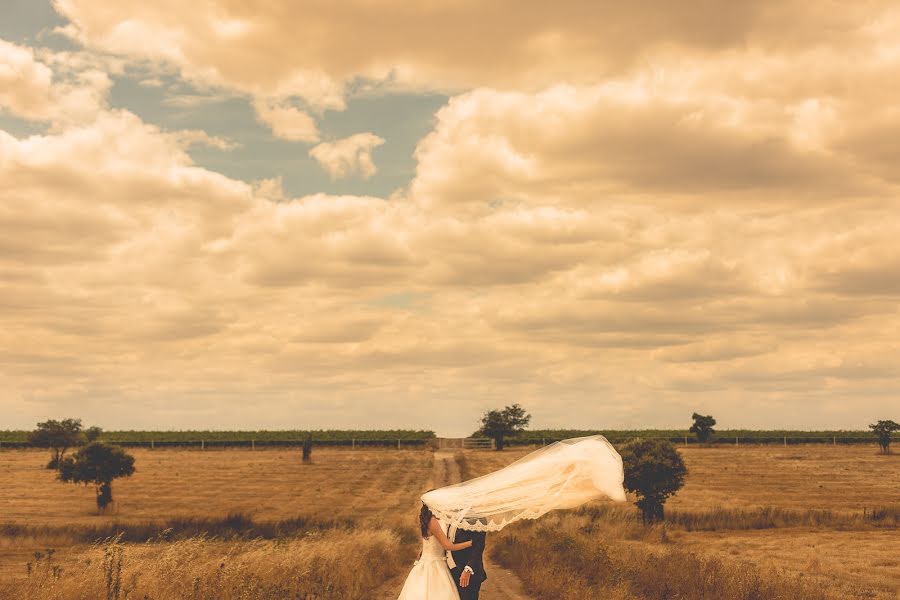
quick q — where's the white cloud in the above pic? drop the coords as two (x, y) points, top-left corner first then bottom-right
(252, 98), (320, 143)
(172, 129), (238, 150)
(0, 39), (109, 124)
(309, 133), (385, 179)
(410, 78), (890, 213)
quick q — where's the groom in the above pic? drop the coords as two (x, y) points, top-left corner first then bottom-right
(448, 527), (487, 600)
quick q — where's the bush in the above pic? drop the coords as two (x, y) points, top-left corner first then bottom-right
(619, 439), (687, 523)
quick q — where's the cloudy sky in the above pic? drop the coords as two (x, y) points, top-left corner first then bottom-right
(2, 1), (899, 436)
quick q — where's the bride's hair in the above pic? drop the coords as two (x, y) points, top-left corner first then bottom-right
(418, 502), (434, 538)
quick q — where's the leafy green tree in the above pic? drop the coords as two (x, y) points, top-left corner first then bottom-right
(620, 438), (688, 523)
(689, 413), (716, 443)
(480, 404), (531, 450)
(28, 418), (83, 469)
(870, 420), (900, 454)
(84, 426), (103, 442)
(58, 442), (135, 512)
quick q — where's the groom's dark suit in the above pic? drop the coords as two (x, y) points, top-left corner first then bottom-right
(449, 529), (487, 600)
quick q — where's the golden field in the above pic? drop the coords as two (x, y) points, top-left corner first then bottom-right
(0, 444), (897, 599)
(465, 445), (900, 600)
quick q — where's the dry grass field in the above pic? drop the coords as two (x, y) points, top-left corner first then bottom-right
(0, 447), (432, 526)
(465, 445), (900, 600)
(0, 447), (432, 597)
(0, 444), (897, 599)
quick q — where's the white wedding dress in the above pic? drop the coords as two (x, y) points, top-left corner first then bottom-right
(396, 532), (460, 600)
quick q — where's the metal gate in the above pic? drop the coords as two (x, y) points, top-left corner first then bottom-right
(436, 437), (495, 450)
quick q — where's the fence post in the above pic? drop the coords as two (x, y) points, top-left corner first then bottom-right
(151, 439), (155, 450)
(784, 436), (787, 446)
(542, 438), (546, 446)
(397, 439), (401, 450)
(684, 435), (688, 445)
(201, 440), (205, 451)
(352, 438), (355, 450)
(735, 436), (739, 446)
(833, 436), (836, 446)
(251, 440), (255, 451)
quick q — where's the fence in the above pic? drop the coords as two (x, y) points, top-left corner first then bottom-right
(462, 437), (495, 450)
(436, 438), (496, 450)
(0, 438), (432, 450)
(1, 436), (877, 450)
(507, 435), (876, 447)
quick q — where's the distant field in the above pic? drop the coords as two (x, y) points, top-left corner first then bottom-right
(1, 444), (897, 599)
(0, 447), (432, 528)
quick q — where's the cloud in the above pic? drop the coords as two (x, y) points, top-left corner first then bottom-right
(309, 133), (385, 179)
(3, 99), (900, 431)
(173, 129), (239, 150)
(0, 39), (109, 124)
(49, 0), (900, 107)
(161, 92), (233, 108)
(253, 98), (320, 143)
(5, 4), (900, 432)
(654, 335), (778, 363)
(138, 77), (165, 88)
(409, 80), (887, 212)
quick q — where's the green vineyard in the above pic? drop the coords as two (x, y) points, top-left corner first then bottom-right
(0, 429), (436, 448)
(500, 429), (876, 445)
(0, 428), (878, 448)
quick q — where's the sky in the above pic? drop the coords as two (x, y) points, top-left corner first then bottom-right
(1, 1), (899, 437)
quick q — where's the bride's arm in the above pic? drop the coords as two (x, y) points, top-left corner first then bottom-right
(429, 518), (473, 552)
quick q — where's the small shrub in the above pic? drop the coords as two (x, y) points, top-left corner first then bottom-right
(619, 439), (687, 523)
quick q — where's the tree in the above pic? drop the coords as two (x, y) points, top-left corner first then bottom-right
(689, 413), (716, 443)
(619, 438), (688, 523)
(870, 420), (900, 454)
(84, 426), (103, 442)
(28, 419), (83, 469)
(479, 404), (531, 451)
(58, 442), (135, 512)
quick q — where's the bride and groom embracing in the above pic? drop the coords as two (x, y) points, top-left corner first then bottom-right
(397, 502), (487, 600)
(397, 436), (628, 600)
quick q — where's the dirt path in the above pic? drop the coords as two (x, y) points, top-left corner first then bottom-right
(383, 451), (534, 600)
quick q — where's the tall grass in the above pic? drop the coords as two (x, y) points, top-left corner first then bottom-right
(0, 512), (356, 544)
(666, 506), (900, 531)
(1, 529), (407, 600)
(576, 504), (900, 532)
(492, 515), (834, 600)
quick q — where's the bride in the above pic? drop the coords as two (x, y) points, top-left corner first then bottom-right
(396, 502), (473, 600)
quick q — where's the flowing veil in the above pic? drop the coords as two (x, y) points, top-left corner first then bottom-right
(422, 435), (627, 532)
